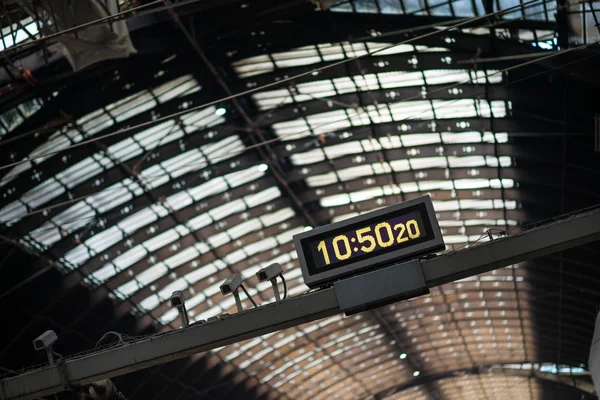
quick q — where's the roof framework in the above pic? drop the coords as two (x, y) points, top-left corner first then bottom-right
(1, 1), (600, 400)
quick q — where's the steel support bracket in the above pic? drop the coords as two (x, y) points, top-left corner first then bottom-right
(334, 259), (428, 315)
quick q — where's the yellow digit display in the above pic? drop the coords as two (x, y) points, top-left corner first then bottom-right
(314, 218), (422, 266)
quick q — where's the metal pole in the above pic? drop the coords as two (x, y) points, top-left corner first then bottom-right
(1, 207), (599, 400)
(233, 291), (243, 313)
(271, 279), (281, 302)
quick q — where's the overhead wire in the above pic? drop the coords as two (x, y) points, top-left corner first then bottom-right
(0, 38), (596, 225)
(0, 0), (557, 173)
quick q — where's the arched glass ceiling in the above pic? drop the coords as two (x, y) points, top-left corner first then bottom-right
(0, 25), (585, 400)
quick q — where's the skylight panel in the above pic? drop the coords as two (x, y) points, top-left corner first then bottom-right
(276, 226), (304, 244)
(137, 262), (169, 286)
(377, 135), (404, 149)
(245, 237), (278, 256)
(29, 129), (83, 164)
(144, 228), (180, 252)
(326, 141), (364, 158)
(389, 101), (434, 120)
(207, 232), (231, 248)
(106, 137), (143, 162)
(187, 213), (212, 231)
(0, 160), (32, 188)
(138, 164), (169, 189)
(209, 198), (246, 220)
(321, 193), (351, 207)
(164, 190), (193, 211)
(20, 178), (65, 209)
(305, 172), (337, 187)
(28, 226), (62, 249)
(164, 246), (199, 269)
(225, 167), (265, 188)
(152, 74), (201, 103)
(87, 181), (137, 214)
(86, 226), (123, 253)
(245, 187), (281, 207)
(161, 149), (205, 178)
(112, 245), (147, 271)
(203, 136), (244, 163)
(106, 91), (157, 122)
(225, 249), (246, 265)
(78, 110), (114, 136)
(424, 70), (472, 85)
(365, 43), (416, 55)
(186, 263), (219, 284)
(290, 149), (325, 165)
(10, 98), (43, 129)
(56, 157), (103, 189)
(260, 207), (295, 226)
(232, 56), (274, 77)
(409, 157), (447, 169)
(0, 17), (39, 50)
(184, 177), (225, 201)
(140, 295), (161, 311)
(418, 180), (454, 191)
(272, 119), (310, 138)
(0, 107), (24, 132)
(337, 165), (374, 181)
(350, 187), (385, 203)
(134, 120), (183, 150)
(181, 107), (224, 130)
(116, 280), (139, 298)
(453, 178), (514, 189)
(377, 71), (424, 88)
(390, 159), (410, 171)
(90, 264), (118, 283)
(485, 156), (512, 167)
(52, 201), (95, 233)
(296, 80), (337, 96)
(332, 212), (359, 223)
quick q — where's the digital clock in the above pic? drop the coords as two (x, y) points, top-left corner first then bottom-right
(294, 195), (444, 288)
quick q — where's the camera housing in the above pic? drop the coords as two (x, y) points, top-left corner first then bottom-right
(170, 290), (185, 308)
(256, 263), (283, 282)
(33, 330), (58, 351)
(220, 273), (244, 295)
(169, 290), (189, 328)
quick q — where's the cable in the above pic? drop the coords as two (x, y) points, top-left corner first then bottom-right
(280, 274), (288, 300)
(240, 284), (258, 308)
(95, 331), (124, 349)
(0, 0), (553, 172)
(1, 37), (595, 225)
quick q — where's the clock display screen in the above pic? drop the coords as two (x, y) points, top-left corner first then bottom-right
(308, 210), (428, 270)
(293, 196), (444, 288)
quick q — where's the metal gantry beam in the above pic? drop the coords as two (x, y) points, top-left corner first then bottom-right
(1, 207), (600, 400)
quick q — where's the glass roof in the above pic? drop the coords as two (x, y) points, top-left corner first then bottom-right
(0, 6), (589, 399)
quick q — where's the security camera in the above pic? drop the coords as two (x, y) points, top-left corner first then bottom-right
(33, 330), (58, 365)
(89, 379), (115, 399)
(170, 290), (185, 308)
(256, 263), (285, 301)
(33, 330), (58, 351)
(220, 273), (244, 295)
(169, 290), (189, 328)
(256, 263), (283, 283)
(220, 273), (259, 312)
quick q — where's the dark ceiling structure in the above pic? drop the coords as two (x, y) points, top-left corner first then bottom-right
(1, 1), (600, 399)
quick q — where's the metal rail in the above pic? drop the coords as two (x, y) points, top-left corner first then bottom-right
(1, 207), (600, 400)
